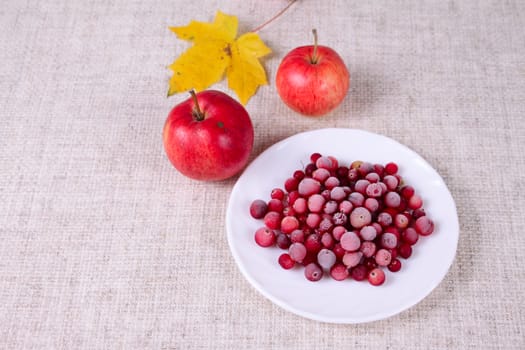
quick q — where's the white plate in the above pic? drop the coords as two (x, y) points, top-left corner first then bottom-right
(226, 128), (458, 324)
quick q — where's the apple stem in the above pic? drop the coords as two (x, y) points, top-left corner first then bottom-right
(189, 89), (205, 121)
(251, 0), (298, 33)
(311, 28), (319, 64)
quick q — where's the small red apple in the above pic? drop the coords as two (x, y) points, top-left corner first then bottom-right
(163, 90), (254, 181)
(276, 29), (350, 116)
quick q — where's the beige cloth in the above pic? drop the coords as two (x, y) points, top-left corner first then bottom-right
(1, 0), (524, 348)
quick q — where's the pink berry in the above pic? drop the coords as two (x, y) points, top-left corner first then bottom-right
(408, 194), (423, 210)
(330, 186), (346, 201)
(324, 176), (340, 189)
(339, 200), (353, 214)
(330, 263), (350, 281)
(297, 178), (321, 197)
(292, 197), (307, 214)
(323, 200), (338, 214)
(380, 232), (398, 249)
(365, 172), (380, 183)
(375, 248), (392, 266)
(332, 212), (347, 226)
(364, 197), (379, 212)
(316, 156), (335, 170)
(354, 179), (370, 194)
(348, 192), (365, 207)
(317, 248), (336, 270)
(349, 207), (372, 229)
(340, 231), (361, 251)
(360, 225), (377, 241)
(332, 225), (346, 241)
(342, 251), (363, 268)
(280, 216), (299, 234)
(263, 211), (281, 229)
(384, 191), (401, 208)
(305, 213), (321, 228)
(312, 168), (331, 182)
(250, 199), (268, 219)
(415, 216), (435, 236)
(254, 227), (276, 247)
(357, 162), (374, 176)
(278, 253), (295, 269)
(304, 263), (323, 282)
(290, 229), (305, 243)
(382, 175), (399, 190)
(307, 193), (326, 213)
(377, 212), (393, 227)
(289, 242), (307, 262)
(321, 232), (335, 248)
(368, 268), (386, 286)
(360, 241), (377, 258)
(394, 213), (410, 229)
(365, 182), (383, 197)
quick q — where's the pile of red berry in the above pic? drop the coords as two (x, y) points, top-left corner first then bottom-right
(249, 153), (435, 286)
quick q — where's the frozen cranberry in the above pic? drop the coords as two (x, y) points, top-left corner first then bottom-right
(368, 268), (386, 286)
(278, 253), (295, 269)
(388, 258), (402, 272)
(250, 199), (268, 219)
(304, 263), (323, 282)
(254, 227), (276, 247)
(330, 263), (350, 281)
(415, 216), (434, 236)
(350, 265), (368, 281)
(384, 162), (398, 175)
(398, 243), (413, 259)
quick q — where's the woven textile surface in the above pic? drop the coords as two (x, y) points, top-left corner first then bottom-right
(1, 0), (524, 348)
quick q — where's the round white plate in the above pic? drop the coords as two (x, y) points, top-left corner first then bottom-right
(226, 128), (459, 324)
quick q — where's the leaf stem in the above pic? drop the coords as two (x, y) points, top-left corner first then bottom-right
(189, 90), (205, 121)
(251, 0), (298, 33)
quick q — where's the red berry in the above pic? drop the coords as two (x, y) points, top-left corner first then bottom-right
(304, 233), (322, 254)
(249, 199), (268, 219)
(385, 162), (398, 175)
(284, 177), (298, 192)
(387, 258), (402, 272)
(330, 263), (350, 281)
(254, 227), (276, 247)
(263, 211), (281, 230)
(278, 253), (295, 269)
(304, 263), (323, 282)
(415, 216), (435, 236)
(350, 264), (368, 281)
(368, 268), (386, 286)
(267, 198), (284, 213)
(398, 243), (413, 259)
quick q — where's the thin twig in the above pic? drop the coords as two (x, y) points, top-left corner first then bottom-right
(251, 0), (298, 33)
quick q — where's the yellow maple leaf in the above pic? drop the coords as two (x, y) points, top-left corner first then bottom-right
(168, 11), (271, 104)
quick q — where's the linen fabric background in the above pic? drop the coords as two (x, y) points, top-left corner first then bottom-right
(1, 0), (524, 349)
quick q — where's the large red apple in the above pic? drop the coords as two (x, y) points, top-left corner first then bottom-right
(276, 30), (350, 116)
(163, 90), (254, 181)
